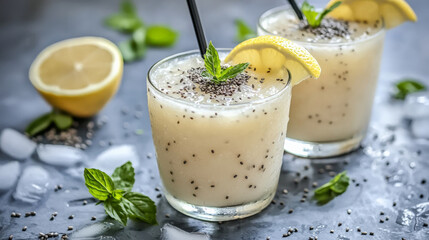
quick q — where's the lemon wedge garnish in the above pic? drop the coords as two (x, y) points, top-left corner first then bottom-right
(326, 0), (417, 29)
(29, 37), (123, 117)
(224, 35), (321, 85)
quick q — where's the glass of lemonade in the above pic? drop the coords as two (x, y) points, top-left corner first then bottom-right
(258, 6), (386, 158)
(147, 49), (292, 221)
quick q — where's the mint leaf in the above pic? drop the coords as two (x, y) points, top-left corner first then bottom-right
(394, 79), (426, 100)
(52, 112), (72, 130)
(105, 0), (142, 33)
(203, 41), (249, 84)
(119, 40), (137, 62)
(328, 172), (349, 193)
(105, 14), (142, 33)
(146, 25), (178, 47)
(318, 1), (342, 24)
(112, 189), (125, 200)
(83, 162), (157, 226)
(104, 197), (129, 226)
(302, 1), (342, 28)
(25, 113), (53, 136)
(204, 41), (222, 78)
(119, 39), (145, 62)
(26, 111), (73, 136)
(112, 161), (135, 192)
(218, 63), (250, 82)
(84, 168), (115, 201)
(133, 26), (146, 49)
(201, 70), (211, 78)
(122, 192), (157, 225)
(301, 1), (319, 27)
(314, 171), (349, 205)
(235, 19), (256, 42)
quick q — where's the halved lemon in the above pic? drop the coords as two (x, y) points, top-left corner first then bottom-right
(29, 37), (123, 117)
(326, 0), (417, 29)
(224, 35), (321, 86)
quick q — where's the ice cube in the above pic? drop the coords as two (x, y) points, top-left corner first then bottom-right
(0, 128), (36, 160)
(411, 118), (429, 139)
(70, 221), (122, 238)
(37, 144), (87, 167)
(396, 202), (429, 231)
(403, 91), (429, 119)
(161, 224), (210, 240)
(13, 165), (49, 203)
(0, 161), (20, 191)
(92, 145), (140, 175)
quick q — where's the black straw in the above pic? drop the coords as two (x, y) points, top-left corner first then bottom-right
(287, 0), (303, 20)
(186, 0), (207, 58)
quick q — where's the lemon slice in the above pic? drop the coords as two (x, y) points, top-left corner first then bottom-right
(29, 37), (123, 117)
(326, 0), (417, 29)
(224, 35), (321, 85)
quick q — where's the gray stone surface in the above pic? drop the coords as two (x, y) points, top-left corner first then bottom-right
(0, 0), (428, 239)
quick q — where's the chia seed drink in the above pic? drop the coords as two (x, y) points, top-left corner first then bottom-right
(258, 6), (385, 158)
(147, 50), (292, 221)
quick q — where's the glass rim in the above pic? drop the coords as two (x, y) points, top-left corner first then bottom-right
(257, 5), (386, 47)
(147, 49), (292, 109)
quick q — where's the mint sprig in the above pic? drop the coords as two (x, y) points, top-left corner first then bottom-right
(393, 79), (426, 100)
(314, 171), (349, 205)
(301, 1), (342, 28)
(203, 41), (249, 84)
(84, 162), (157, 226)
(105, 0), (178, 62)
(25, 110), (73, 136)
(235, 19), (256, 42)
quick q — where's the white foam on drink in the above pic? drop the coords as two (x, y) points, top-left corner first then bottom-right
(150, 52), (289, 106)
(259, 8), (383, 43)
(0, 128), (36, 160)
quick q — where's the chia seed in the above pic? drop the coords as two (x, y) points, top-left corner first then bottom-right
(183, 67), (251, 97)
